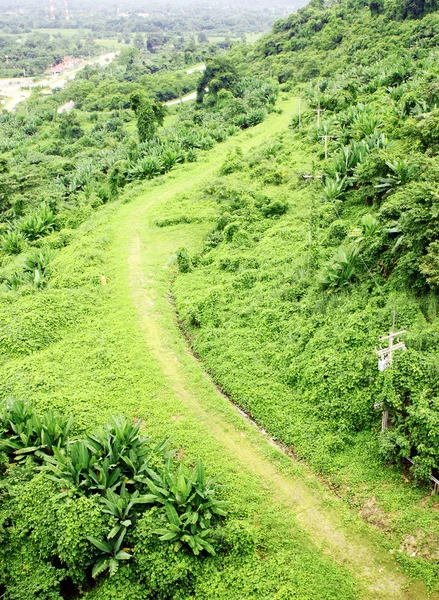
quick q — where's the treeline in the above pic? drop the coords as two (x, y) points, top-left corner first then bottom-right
(0, 2), (290, 38)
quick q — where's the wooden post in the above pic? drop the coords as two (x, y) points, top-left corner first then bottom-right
(320, 135), (334, 160)
(314, 101), (324, 128)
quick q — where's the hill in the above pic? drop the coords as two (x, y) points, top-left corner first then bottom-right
(2, 0), (439, 598)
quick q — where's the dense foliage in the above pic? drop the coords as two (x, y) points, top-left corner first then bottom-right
(0, 400), (229, 597)
(3, 0), (439, 595)
(0, 52), (277, 292)
(0, 31), (99, 77)
(173, 2), (439, 485)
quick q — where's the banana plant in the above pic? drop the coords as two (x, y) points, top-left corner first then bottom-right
(0, 400), (73, 462)
(374, 159), (419, 192)
(320, 244), (359, 291)
(349, 214), (380, 243)
(145, 460), (228, 555)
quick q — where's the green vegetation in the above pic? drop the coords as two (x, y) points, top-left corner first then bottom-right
(0, 107), (367, 598)
(2, 0), (439, 597)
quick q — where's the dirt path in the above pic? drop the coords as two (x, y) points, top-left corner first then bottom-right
(120, 100), (436, 598)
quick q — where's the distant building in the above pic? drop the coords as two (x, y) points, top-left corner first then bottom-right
(45, 57), (80, 76)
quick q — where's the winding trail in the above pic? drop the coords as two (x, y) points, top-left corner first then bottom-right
(113, 97), (437, 600)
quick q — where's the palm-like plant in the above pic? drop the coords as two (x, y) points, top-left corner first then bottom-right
(143, 459), (228, 555)
(349, 214), (380, 243)
(0, 399), (73, 462)
(320, 244), (359, 291)
(0, 229), (25, 255)
(375, 159), (419, 192)
(321, 177), (348, 202)
(18, 203), (56, 241)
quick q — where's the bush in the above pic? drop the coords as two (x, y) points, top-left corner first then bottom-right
(320, 244), (359, 291)
(0, 229), (25, 255)
(260, 199), (288, 218)
(0, 403), (228, 591)
(176, 247), (191, 273)
(18, 203), (56, 241)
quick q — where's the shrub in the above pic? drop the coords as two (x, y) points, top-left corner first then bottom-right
(143, 459), (228, 556)
(321, 177), (347, 202)
(0, 399), (73, 463)
(176, 247), (191, 273)
(0, 229), (25, 255)
(260, 199), (288, 218)
(320, 244), (359, 291)
(22, 248), (58, 288)
(219, 148), (245, 176)
(223, 222), (241, 242)
(18, 203), (56, 241)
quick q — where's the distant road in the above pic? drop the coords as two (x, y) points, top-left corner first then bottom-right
(0, 52), (117, 112)
(165, 91), (197, 106)
(186, 64), (206, 75)
(165, 65), (206, 106)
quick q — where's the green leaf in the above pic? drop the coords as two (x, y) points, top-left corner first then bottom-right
(92, 558), (109, 579)
(135, 494), (160, 504)
(87, 536), (112, 554)
(165, 502), (181, 528)
(107, 525), (121, 539)
(114, 550), (132, 561)
(159, 531), (179, 541)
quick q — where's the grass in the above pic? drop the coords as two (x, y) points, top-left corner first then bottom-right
(170, 116), (439, 589)
(0, 97), (437, 598)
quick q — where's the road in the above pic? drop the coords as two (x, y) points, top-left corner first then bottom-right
(165, 91), (197, 106)
(0, 52), (117, 112)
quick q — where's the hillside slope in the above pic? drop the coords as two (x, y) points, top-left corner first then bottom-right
(171, 0), (439, 589)
(1, 98), (431, 599)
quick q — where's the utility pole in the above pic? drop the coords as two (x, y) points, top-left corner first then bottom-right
(298, 98), (302, 127)
(374, 313), (407, 433)
(49, 0), (55, 21)
(65, 0), (70, 22)
(302, 173), (322, 181)
(320, 135), (334, 160)
(314, 101), (324, 128)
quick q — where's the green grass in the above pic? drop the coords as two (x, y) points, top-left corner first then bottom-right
(0, 97), (437, 598)
(170, 120), (439, 590)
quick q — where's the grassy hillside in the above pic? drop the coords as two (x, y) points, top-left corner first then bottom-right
(0, 102), (374, 600)
(2, 0), (439, 597)
(170, 0), (439, 589)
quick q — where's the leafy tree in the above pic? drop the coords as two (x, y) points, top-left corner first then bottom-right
(58, 112), (84, 140)
(196, 56), (239, 104)
(368, 0), (385, 16)
(130, 91), (157, 143)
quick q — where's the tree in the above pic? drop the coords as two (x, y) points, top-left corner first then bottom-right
(400, 0), (438, 18)
(196, 56), (239, 104)
(130, 91), (157, 142)
(368, 0), (384, 16)
(134, 33), (144, 51)
(58, 112), (83, 140)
